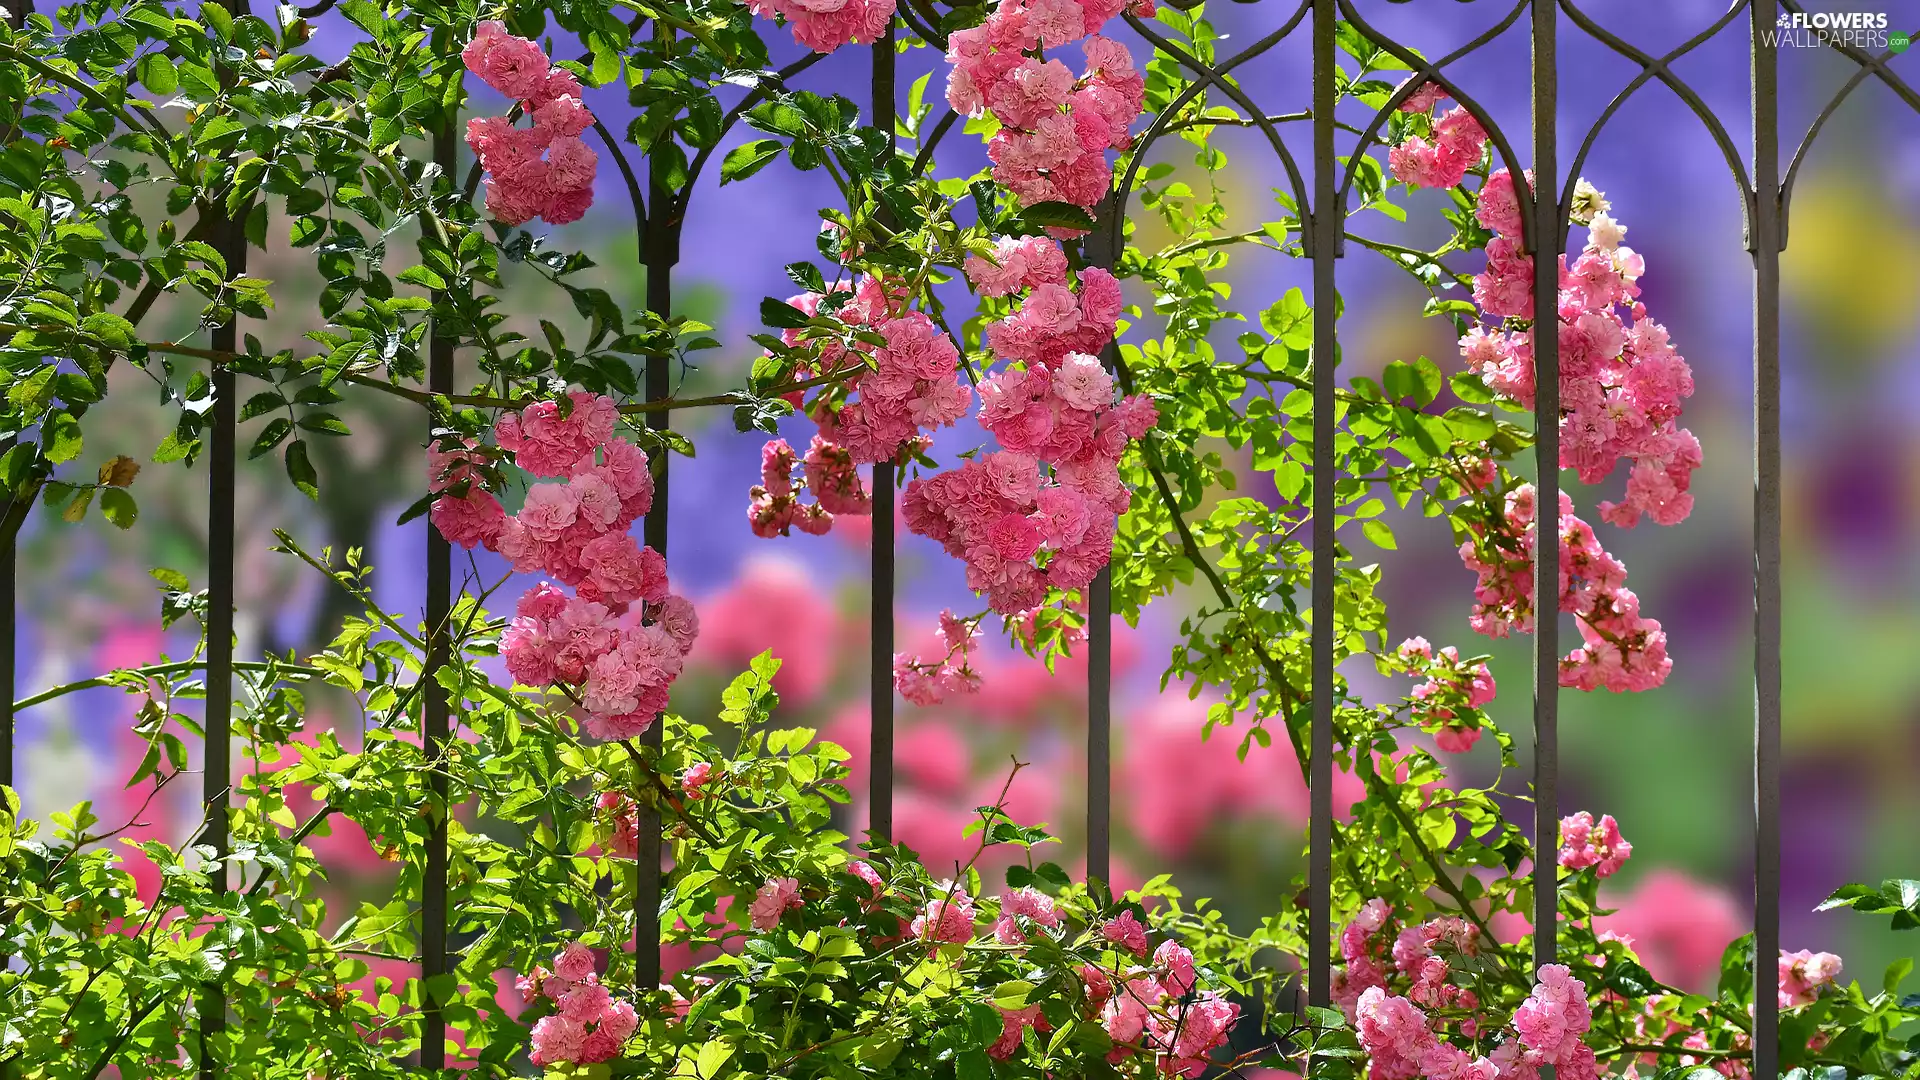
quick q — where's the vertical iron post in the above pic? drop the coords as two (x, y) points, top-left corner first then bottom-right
(1307, 0), (1338, 1014)
(1749, 2), (1782, 1075)
(1529, 0), (1561, 979)
(869, 17), (897, 844)
(420, 113), (457, 1072)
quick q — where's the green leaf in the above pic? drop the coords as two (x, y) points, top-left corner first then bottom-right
(199, 1), (234, 41)
(336, 0), (383, 39)
(1016, 201), (1095, 232)
(721, 140), (786, 185)
(760, 296), (811, 329)
(290, 216), (325, 247)
(397, 265), (445, 290)
(136, 53), (179, 95)
(44, 412), (83, 463)
(61, 487), (94, 522)
(81, 312), (137, 350)
(285, 439), (318, 499)
(1361, 519), (1396, 550)
(695, 1039), (734, 1077)
(1449, 371), (1495, 404)
(100, 488), (138, 529)
(590, 42), (620, 86)
(785, 261), (826, 293)
(239, 392), (285, 422)
(1817, 879), (1920, 931)
(1885, 955), (1913, 996)
(297, 413), (351, 436)
(956, 1051), (992, 1080)
(1260, 288), (1314, 349)
(250, 417), (293, 458)
(193, 115), (245, 149)
(991, 979), (1034, 1010)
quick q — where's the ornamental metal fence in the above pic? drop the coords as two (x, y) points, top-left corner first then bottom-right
(3, 0), (1917, 1075)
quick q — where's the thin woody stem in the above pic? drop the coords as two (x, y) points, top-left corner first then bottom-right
(0, 323), (867, 418)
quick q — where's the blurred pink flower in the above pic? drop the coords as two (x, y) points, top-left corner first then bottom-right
(1118, 696), (1360, 857)
(1597, 869), (1742, 991)
(95, 622), (165, 671)
(971, 766), (1057, 833)
(897, 723), (971, 794)
(823, 704), (872, 794)
(692, 557), (840, 704)
(893, 789), (982, 873)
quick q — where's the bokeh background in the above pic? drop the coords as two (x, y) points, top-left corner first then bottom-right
(12, 0), (1919, 1008)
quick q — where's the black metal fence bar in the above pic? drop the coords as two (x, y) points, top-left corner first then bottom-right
(1529, 0), (1560, 977)
(1086, 191), (1119, 886)
(0, 432), (11, 1080)
(1306, 0), (1336, 1014)
(1, 2), (20, 822)
(419, 116), (457, 1071)
(870, 25), (896, 844)
(634, 123), (674, 992)
(1749, 2), (1782, 1075)
(196, 181), (242, 1080)
(1, 466), (11, 793)
(1086, 569), (1110, 883)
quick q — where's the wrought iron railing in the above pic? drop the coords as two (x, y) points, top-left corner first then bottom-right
(4, 0), (1918, 1074)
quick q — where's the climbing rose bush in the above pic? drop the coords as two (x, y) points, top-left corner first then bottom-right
(463, 21), (601, 225)
(431, 393), (698, 739)
(4, 0), (1919, 1077)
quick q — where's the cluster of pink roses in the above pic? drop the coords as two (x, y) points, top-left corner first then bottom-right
(748, 435), (869, 537)
(747, 865), (888, 933)
(946, 0), (1151, 215)
(730, 865), (1237, 1075)
(1633, 947), (1842, 1078)
(750, 876), (804, 930)
(1777, 948), (1843, 1009)
(911, 885), (978, 944)
(900, 241), (1154, 629)
(1387, 92), (1700, 696)
(749, 277), (970, 538)
(1353, 958), (1596, 1080)
(593, 790), (639, 858)
(680, 761), (717, 799)
(1557, 811), (1633, 878)
(517, 943), (640, 1066)
(462, 22), (599, 226)
(1091, 934), (1240, 1077)
(893, 609), (984, 706)
(1458, 484), (1671, 692)
(748, 0), (895, 54)
(1333, 899), (1483, 1027)
(1505, 965), (1599, 1080)
(1393, 636), (1497, 754)
(1387, 84), (1489, 191)
(991, 885), (1062, 944)
(428, 393), (698, 738)
(1462, 172), (1701, 530)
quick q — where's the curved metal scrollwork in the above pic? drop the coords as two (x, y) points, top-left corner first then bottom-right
(1558, 0), (1755, 248)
